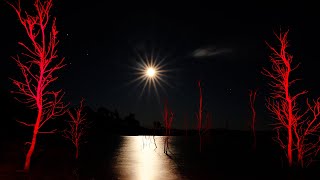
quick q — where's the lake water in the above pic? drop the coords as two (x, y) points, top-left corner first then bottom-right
(5, 134), (315, 179)
(108, 135), (310, 180)
(112, 136), (186, 180)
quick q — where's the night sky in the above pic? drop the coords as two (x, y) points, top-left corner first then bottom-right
(1, 0), (319, 130)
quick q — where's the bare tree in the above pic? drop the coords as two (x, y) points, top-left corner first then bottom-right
(196, 80), (210, 152)
(262, 30), (320, 167)
(63, 99), (89, 159)
(8, 0), (67, 171)
(249, 89), (258, 150)
(184, 113), (188, 137)
(163, 99), (173, 154)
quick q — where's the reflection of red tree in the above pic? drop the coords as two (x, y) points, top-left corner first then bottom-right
(196, 80), (211, 152)
(249, 89), (257, 150)
(263, 30), (320, 167)
(63, 99), (89, 160)
(163, 99), (173, 154)
(8, 0), (67, 171)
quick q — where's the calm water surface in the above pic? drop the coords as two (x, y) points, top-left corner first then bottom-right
(112, 136), (185, 180)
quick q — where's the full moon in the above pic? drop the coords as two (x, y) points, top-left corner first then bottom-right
(129, 51), (171, 98)
(146, 67), (156, 78)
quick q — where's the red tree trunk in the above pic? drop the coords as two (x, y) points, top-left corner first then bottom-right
(76, 147), (79, 160)
(24, 108), (42, 171)
(286, 74), (293, 167)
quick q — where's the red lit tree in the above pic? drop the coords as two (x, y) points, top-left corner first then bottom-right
(249, 89), (258, 150)
(204, 111), (212, 133)
(184, 113), (188, 136)
(8, 0), (67, 171)
(196, 80), (210, 152)
(262, 30), (320, 167)
(163, 99), (174, 154)
(63, 99), (89, 160)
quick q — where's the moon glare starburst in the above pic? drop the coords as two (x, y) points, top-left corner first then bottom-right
(146, 67), (156, 78)
(129, 52), (171, 99)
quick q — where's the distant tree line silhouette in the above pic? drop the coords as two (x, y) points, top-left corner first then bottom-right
(0, 90), (143, 141)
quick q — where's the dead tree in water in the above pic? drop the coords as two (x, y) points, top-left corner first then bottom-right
(163, 99), (173, 154)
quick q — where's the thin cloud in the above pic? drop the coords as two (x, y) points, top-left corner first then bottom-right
(192, 46), (232, 58)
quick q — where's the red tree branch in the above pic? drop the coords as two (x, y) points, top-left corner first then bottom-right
(16, 119), (35, 127)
